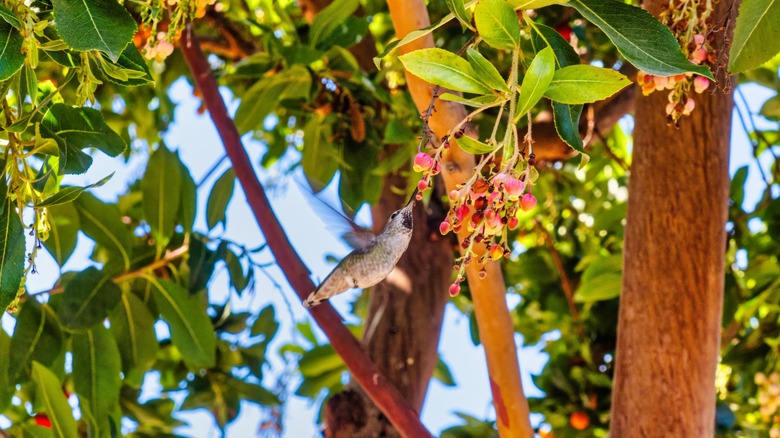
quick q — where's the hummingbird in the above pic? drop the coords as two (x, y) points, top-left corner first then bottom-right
(303, 190), (416, 308)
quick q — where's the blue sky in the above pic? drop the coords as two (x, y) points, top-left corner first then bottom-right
(1, 78), (777, 437)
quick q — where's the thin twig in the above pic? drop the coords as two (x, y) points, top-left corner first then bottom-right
(542, 229), (579, 320)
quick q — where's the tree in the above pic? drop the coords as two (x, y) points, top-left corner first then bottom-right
(0, 0), (778, 437)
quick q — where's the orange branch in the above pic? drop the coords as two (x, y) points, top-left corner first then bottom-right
(385, 2), (533, 437)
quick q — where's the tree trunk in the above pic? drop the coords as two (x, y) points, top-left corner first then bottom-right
(609, 0), (735, 434)
(323, 173), (453, 437)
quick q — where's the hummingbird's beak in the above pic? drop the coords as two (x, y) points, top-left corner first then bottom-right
(405, 187), (419, 207)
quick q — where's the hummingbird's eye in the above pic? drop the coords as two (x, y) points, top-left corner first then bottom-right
(390, 212), (397, 219)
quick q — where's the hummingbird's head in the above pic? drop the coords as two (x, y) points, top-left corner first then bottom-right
(386, 193), (415, 234)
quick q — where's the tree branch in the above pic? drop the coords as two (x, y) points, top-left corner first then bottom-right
(386, 2), (533, 437)
(178, 25), (433, 438)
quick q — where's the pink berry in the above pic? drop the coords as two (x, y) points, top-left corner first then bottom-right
(493, 173), (508, 186)
(455, 204), (471, 222)
(693, 76), (709, 94)
(693, 33), (705, 46)
(520, 193), (537, 211)
(507, 216), (519, 230)
(504, 177), (525, 200)
(691, 48), (708, 64)
(418, 179), (428, 192)
(448, 190), (460, 202)
(449, 283), (461, 297)
(413, 152), (433, 172)
(439, 221), (451, 235)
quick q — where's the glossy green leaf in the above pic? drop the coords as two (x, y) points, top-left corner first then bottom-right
(516, 47), (555, 119)
(31, 362), (79, 438)
(231, 380), (280, 406)
(530, 23), (580, 68)
(759, 95), (780, 121)
(0, 329), (12, 411)
(234, 65), (312, 133)
(399, 48), (492, 94)
(455, 136), (498, 154)
(224, 249), (249, 293)
(102, 44), (152, 87)
(72, 326), (122, 435)
(438, 92), (501, 107)
(41, 104), (126, 158)
(552, 102), (585, 154)
(509, 0), (566, 8)
(250, 305), (279, 342)
(178, 154), (197, 234)
(74, 193), (131, 272)
(544, 65), (631, 104)
(729, 0), (780, 73)
(466, 47), (510, 92)
(575, 255), (623, 302)
(0, 20), (23, 81)
(37, 172), (114, 207)
(51, 0), (136, 62)
(42, 202), (80, 267)
(433, 357), (457, 386)
(730, 166), (749, 208)
(302, 114), (338, 186)
(9, 302), (64, 381)
(0, 5), (20, 29)
(475, 0), (521, 50)
(206, 168), (235, 230)
(57, 267), (121, 331)
(146, 277), (216, 368)
(309, 0), (359, 48)
(110, 292), (159, 385)
(446, 0), (474, 29)
(569, 0), (714, 79)
(299, 345), (344, 377)
(143, 145), (181, 252)
(373, 9), (459, 68)
(0, 197), (24, 312)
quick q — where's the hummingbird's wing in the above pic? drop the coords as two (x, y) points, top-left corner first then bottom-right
(296, 177), (376, 249)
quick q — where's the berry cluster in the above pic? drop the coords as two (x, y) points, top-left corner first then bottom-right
(135, 0), (219, 63)
(637, 0), (715, 125)
(755, 372), (780, 436)
(414, 143), (537, 297)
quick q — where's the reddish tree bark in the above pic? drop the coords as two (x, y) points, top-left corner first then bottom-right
(609, 0), (736, 434)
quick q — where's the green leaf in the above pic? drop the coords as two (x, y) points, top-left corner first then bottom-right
(309, 0), (359, 48)
(225, 249), (249, 293)
(574, 255), (623, 302)
(373, 9), (459, 68)
(234, 65), (312, 133)
(446, 0), (474, 30)
(455, 136), (498, 154)
(178, 155), (197, 234)
(295, 367), (345, 398)
(569, 0), (714, 79)
(552, 102), (585, 154)
(475, 0), (521, 50)
(110, 292), (159, 386)
(102, 44), (152, 87)
(760, 95), (780, 121)
(729, 0), (780, 73)
(231, 380), (280, 406)
(9, 302), (64, 381)
(530, 23), (580, 68)
(74, 193), (131, 272)
(466, 47), (510, 92)
(544, 65), (631, 104)
(399, 48), (492, 94)
(51, 0), (136, 62)
(42, 202), (80, 267)
(438, 92), (501, 107)
(509, 0), (566, 8)
(0, 20), (23, 81)
(37, 172), (114, 207)
(31, 362), (79, 438)
(143, 145), (181, 252)
(730, 166), (748, 207)
(57, 267), (121, 331)
(206, 168), (235, 230)
(302, 114), (338, 186)
(516, 47), (555, 118)
(0, 5), (21, 29)
(299, 345), (345, 378)
(146, 277), (216, 368)
(433, 357), (457, 386)
(42, 104), (126, 157)
(0, 197), (24, 312)
(0, 329), (12, 411)
(250, 305), (279, 342)
(71, 326), (122, 435)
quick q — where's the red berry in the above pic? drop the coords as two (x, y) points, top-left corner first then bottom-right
(449, 283), (461, 297)
(520, 193), (537, 211)
(439, 221), (451, 235)
(35, 414), (52, 429)
(570, 411), (590, 430)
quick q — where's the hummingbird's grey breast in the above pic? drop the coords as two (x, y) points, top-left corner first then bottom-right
(303, 202), (414, 308)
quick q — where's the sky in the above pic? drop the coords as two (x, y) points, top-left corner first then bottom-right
(0, 78), (777, 437)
